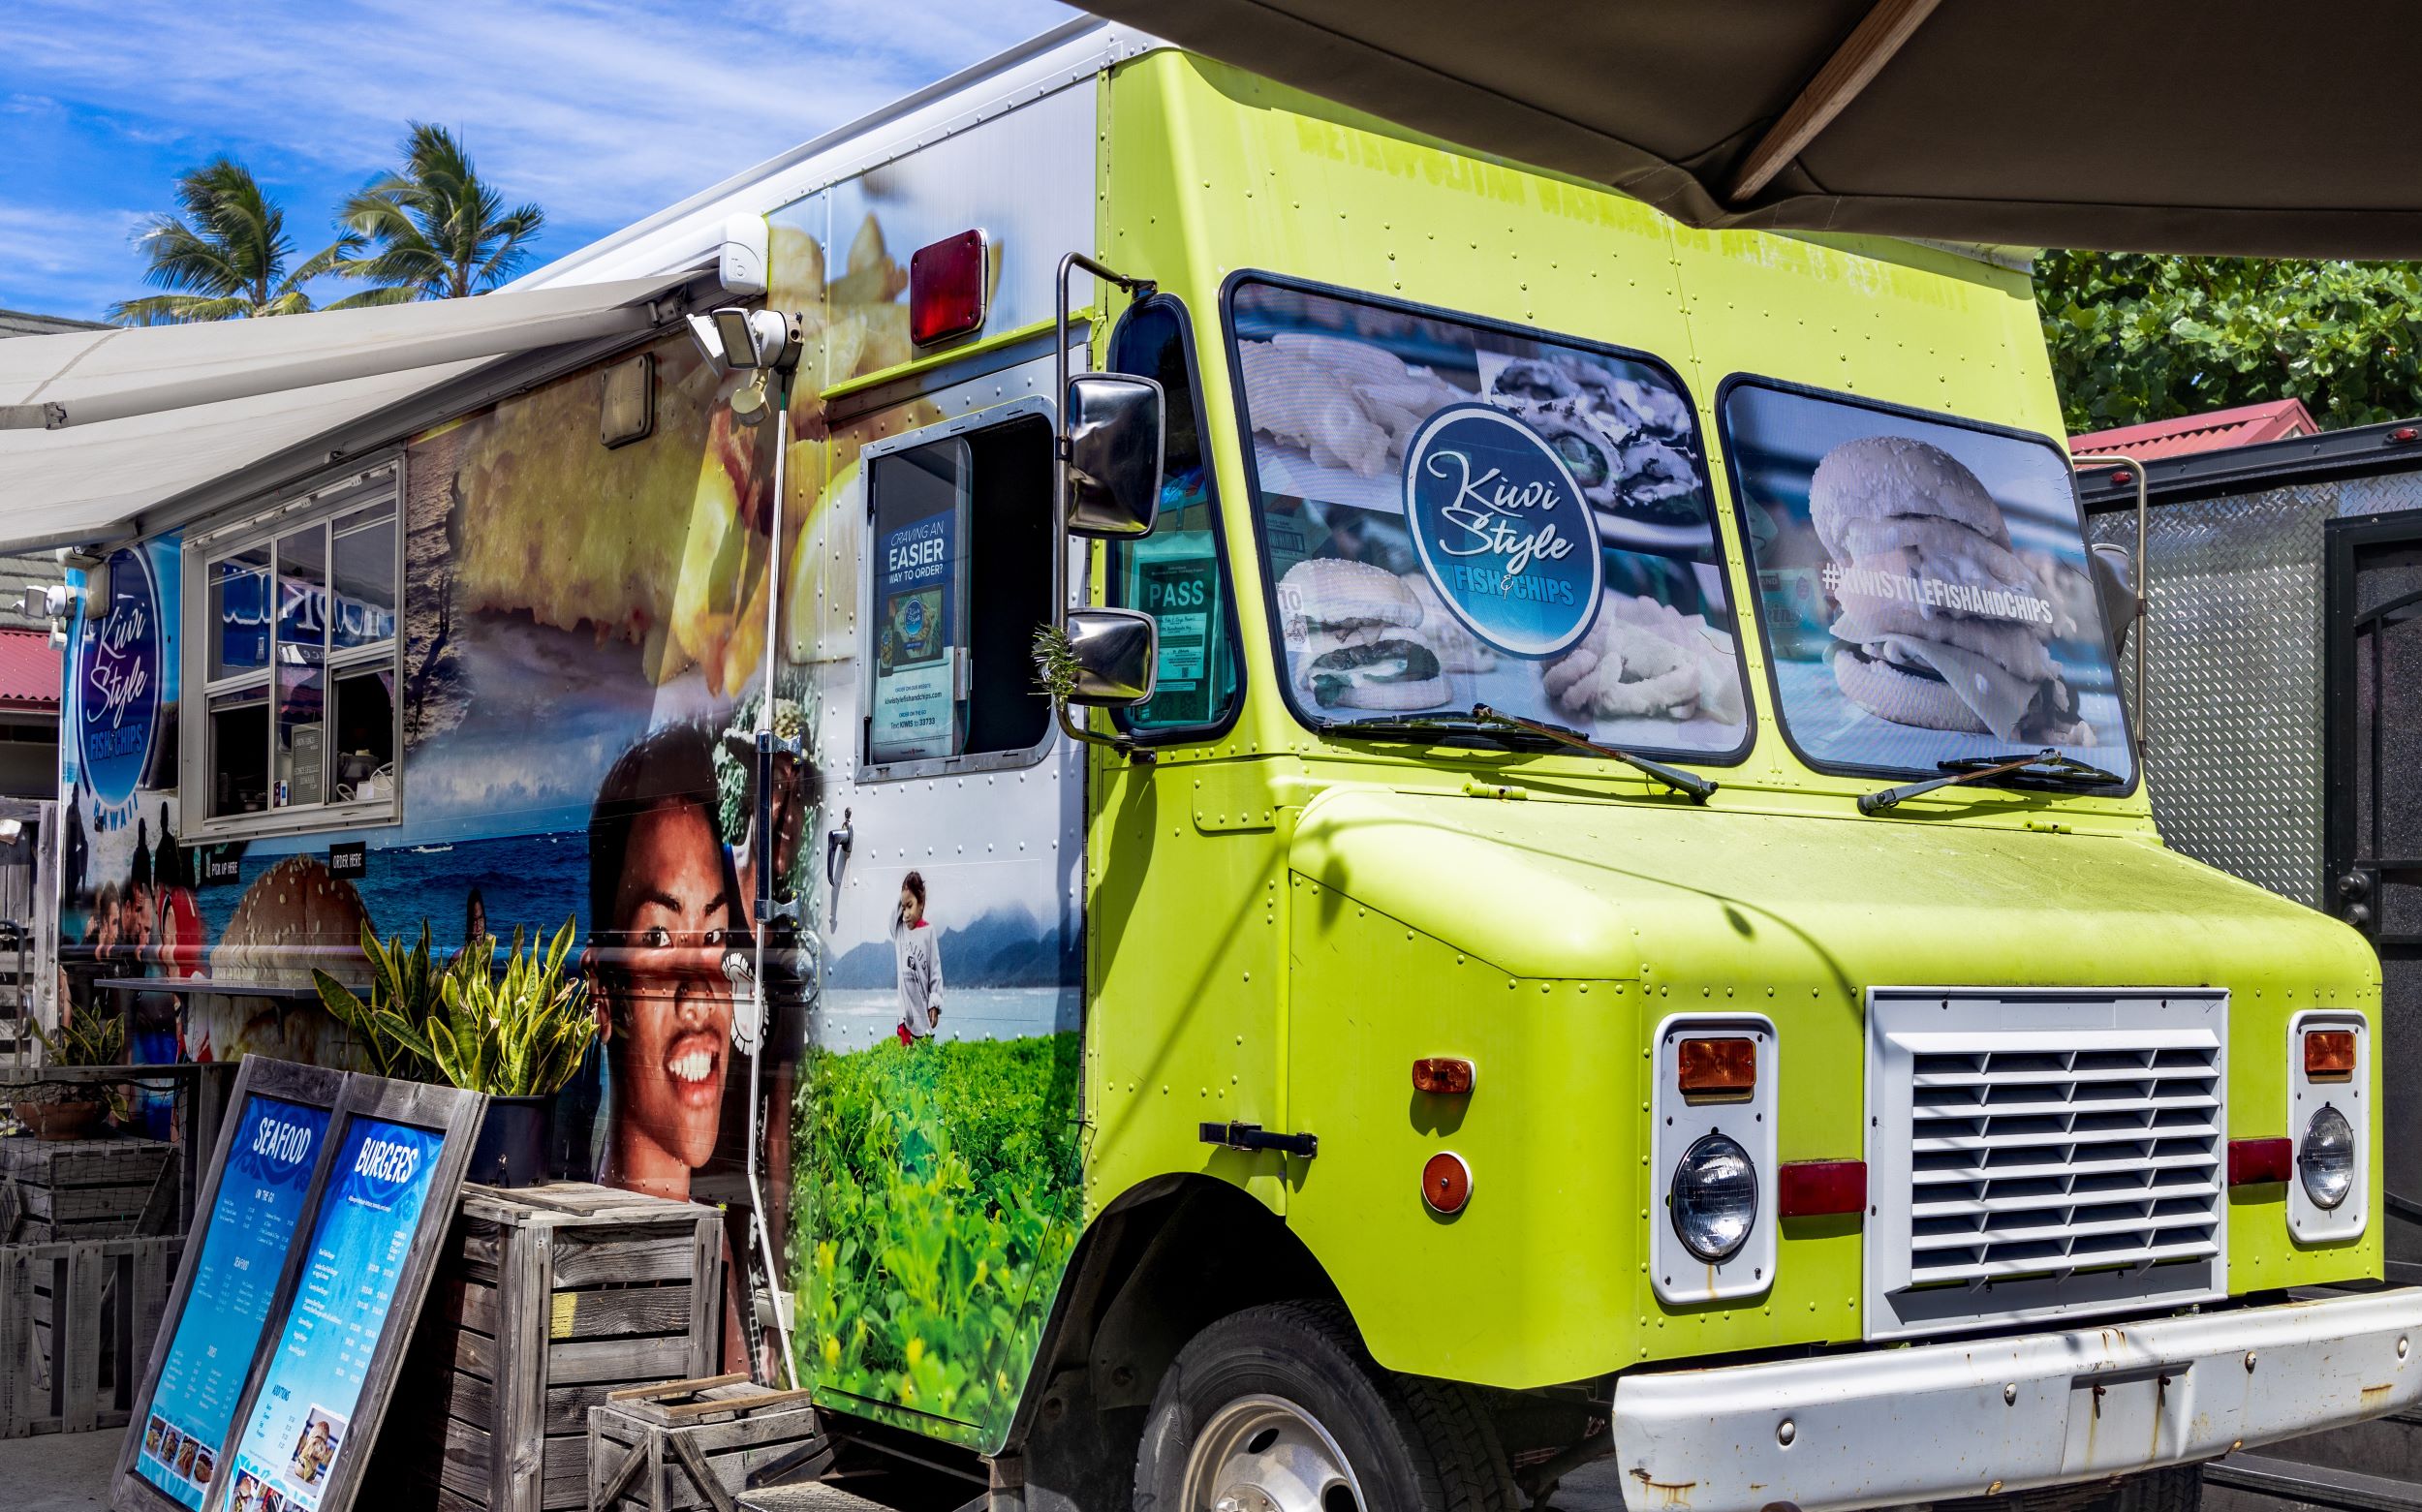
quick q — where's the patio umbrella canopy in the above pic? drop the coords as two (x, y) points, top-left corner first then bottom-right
(1080, 0), (2422, 258)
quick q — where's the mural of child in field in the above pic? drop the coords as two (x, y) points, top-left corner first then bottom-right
(890, 871), (943, 1045)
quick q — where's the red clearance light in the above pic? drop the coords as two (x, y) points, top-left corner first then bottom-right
(1778, 1159), (1866, 1218)
(1677, 1037), (1756, 1097)
(1421, 1152), (1472, 1215)
(2389, 426), (2420, 445)
(2108, 469), (2134, 486)
(2228, 1136), (2293, 1186)
(2305, 1029), (2357, 1081)
(909, 230), (987, 347)
(1412, 1057), (1475, 1095)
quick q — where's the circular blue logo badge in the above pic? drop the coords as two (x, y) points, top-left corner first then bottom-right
(75, 548), (160, 818)
(1404, 403), (1603, 657)
(902, 599), (926, 636)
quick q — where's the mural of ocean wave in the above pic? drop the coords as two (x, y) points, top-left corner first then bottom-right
(193, 831), (591, 966)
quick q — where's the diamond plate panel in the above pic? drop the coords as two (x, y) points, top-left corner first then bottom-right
(2087, 471), (2422, 911)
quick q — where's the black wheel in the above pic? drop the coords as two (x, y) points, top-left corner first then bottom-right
(2096, 1466), (2203, 1512)
(1133, 1299), (1519, 1512)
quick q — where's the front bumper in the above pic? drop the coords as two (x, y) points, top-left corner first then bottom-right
(1610, 1289), (2422, 1512)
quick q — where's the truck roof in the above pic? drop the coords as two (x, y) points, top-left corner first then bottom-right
(512, 17), (1160, 293)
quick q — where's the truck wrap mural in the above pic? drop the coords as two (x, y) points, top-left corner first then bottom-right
(56, 76), (1094, 1453)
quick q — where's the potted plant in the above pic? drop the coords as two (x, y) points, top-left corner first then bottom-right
(317, 918), (595, 1186)
(18, 1010), (129, 1141)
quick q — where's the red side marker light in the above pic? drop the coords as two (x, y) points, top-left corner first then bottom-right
(1778, 1159), (1866, 1218)
(2389, 426), (2420, 445)
(1678, 1037), (1756, 1097)
(2305, 1029), (2357, 1081)
(2229, 1137), (2293, 1186)
(1422, 1152), (1472, 1215)
(1413, 1057), (1475, 1095)
(2108, 469), (2134, 486)
(909, 230), (987, 346)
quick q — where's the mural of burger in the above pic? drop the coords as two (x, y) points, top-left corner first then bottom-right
(1808, 435), (2085, 745)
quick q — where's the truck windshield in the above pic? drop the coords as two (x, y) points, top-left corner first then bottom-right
(1718, 380), (2137, 788)
(1226, 277), (1752, 761)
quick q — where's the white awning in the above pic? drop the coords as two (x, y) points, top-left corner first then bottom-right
(0, 272), (699, 554)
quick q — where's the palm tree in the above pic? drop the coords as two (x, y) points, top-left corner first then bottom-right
(109, 159), (356, 324)
(336, 124), (545, 302)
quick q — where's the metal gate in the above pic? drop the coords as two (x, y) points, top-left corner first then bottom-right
(2326, 510), (2422, 1284)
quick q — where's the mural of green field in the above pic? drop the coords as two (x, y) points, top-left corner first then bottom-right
(790, 1032), (1083, 1443)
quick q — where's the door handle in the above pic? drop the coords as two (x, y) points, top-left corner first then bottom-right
(824, 810), (853, 930)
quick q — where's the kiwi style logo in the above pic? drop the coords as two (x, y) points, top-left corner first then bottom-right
(1404, 403), (1603, 658)
(75, 547), (160, 822)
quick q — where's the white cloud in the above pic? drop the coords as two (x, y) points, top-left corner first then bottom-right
(0, 0), (1079, 258)
(0, 201), (148, 312)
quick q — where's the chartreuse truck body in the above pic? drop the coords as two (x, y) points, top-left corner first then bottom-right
(37, 18), (2407, 1509)
(1027, 42), (2412, 1512)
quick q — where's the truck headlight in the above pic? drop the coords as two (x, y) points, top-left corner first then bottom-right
(1670, 1132), (1758, 1262)
(2299, 1104), (2356, 1211)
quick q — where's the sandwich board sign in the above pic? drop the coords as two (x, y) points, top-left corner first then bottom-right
(111, 1065), (486, 1512)
(115, 1058), (346, 1512)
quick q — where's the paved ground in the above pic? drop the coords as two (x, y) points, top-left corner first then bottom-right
(1546, 1456), (1626, 1509)
(4, 1424), (126, 1512)
(5, 1424), (1625, 1509)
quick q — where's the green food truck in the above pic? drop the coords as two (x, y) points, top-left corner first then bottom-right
(26, 18), (2418, 1512)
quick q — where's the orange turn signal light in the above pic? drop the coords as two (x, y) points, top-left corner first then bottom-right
(2305, 1029), (2356, 1081)
(1413, 1058), (1475, 1095)
(1678, 1037), (1756, 1097)
(1422, 1152), (1472, 1215)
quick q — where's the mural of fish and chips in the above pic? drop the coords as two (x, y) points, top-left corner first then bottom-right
(1229, 279), (1753, 757)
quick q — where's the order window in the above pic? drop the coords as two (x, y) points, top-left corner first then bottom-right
(1107, 296), (1241, 736)
(191, 468), (401, 831)
(862, 408), (1055, 774)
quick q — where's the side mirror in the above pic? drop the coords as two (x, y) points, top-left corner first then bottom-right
(2089, 541), (2139, 654)
(1065, 374), (1164, 539)
(1063, 608), (1159, 706)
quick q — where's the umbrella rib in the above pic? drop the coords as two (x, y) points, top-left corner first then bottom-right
(1726, 0), (1941, 203)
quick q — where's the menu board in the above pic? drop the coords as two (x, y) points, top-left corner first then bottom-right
(134, 1095), (333, 1509)
(221, 1116), (447, 1512)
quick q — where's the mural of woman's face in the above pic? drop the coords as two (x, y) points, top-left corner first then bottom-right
(602, 803), (733, 1187)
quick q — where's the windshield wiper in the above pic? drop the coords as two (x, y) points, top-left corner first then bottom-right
(1319, 705), (1717, 802)
(1857, 748), (2126, 816)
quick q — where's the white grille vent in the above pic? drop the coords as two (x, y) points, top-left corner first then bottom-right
(1866, 990), (2228, 1341)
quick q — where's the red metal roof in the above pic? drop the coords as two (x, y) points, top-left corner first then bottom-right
(0, 628), (61, 712)
(2070, 398), (2320, 460)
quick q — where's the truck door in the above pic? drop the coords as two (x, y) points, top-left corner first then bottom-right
(797, 379), (1087, 1440)
(2325, 509), (2422, 1284)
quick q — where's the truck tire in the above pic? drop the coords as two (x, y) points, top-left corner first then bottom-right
(1133, 1299), (1519, 1512)
(2096, 1466), (2203, 1512)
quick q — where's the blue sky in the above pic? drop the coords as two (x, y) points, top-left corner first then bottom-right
(0, 0), (1079, 322)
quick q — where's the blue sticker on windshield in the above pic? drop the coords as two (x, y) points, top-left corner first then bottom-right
(1404, 403), (1604, 658)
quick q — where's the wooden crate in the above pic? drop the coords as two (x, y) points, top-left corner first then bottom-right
(588, 1376), (825, 1512)
(369, 1183), (725, 1512)
(0, 1235), (180, 1436)
(0, 1135), (177, 1244)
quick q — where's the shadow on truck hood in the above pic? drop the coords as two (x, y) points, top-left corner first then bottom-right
(1289, 787), (2376, 995)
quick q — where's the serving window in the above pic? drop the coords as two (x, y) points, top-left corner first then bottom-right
(187, 466), (402, 835)
(859, 402), (1056, 778)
